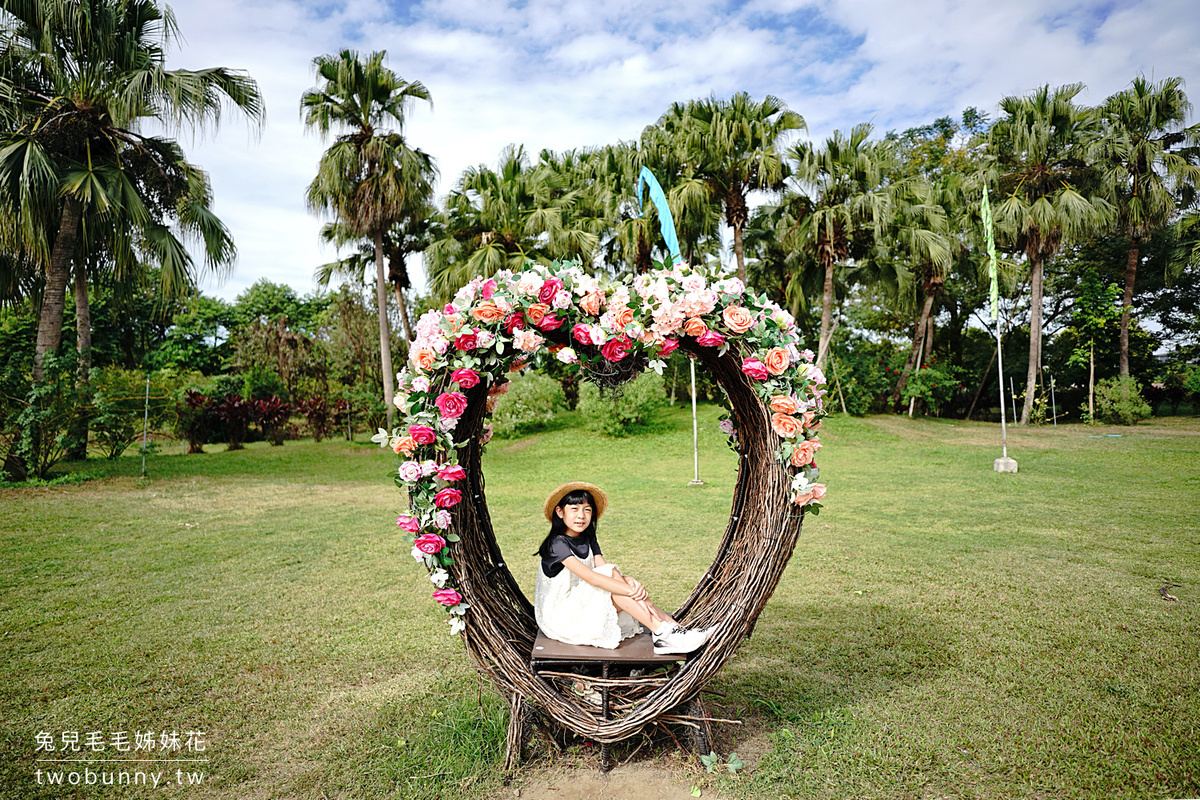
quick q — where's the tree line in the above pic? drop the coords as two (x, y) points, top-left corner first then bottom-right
(2, 0), (1199, 481)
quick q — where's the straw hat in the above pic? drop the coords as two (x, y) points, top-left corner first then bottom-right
(543, 482), (608, 521)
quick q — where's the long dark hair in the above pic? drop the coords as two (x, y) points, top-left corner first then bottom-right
(535, 489), (598, 558)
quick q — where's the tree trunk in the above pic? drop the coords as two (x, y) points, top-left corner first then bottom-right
(393, 282), (413, 343)
(891, 292), (936, 405)
(732, 222), (746, 283)
(1020, 257), (1045, 425)
(1119, 237), (1138, 377)
(816, 257), (835, 369)
(66, 264), (93, 461)
(33, 197), (83, 381)
(374, 230), (395, 429)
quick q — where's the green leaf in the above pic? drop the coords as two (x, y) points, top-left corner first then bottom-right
(700, 751), (719, 773)
(690, 787), (702, 797)
(726, 753), (744, 773)
(445, 533), (460, 543)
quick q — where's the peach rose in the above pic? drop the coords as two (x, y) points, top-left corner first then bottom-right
(580, 290), (604, 316)
(769, 394), (799, 415)
(470, 301), (505, 323)
(763, 347), (790, 375)
(771, 412), (803, 439)
(790, 438), (822, 467)
(722, 305), (755, 334)
(525, 303), (550, 326)
(392, 436), (417, 456)
(410, 347), (436, 372)
(683, 317), (708, 337)
(613, 305), (634, 329)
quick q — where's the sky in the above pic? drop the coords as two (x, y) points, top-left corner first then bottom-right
(161, 0), (1200, 303)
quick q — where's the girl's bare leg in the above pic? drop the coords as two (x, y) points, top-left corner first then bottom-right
(612, 594), (676, 630)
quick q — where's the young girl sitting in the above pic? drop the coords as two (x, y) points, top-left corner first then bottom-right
(534, 482), (711, 655)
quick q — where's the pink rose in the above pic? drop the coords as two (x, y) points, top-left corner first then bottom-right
(433, 588), (462, 606)
(437, 463), (467, 482)
(573, 323), (593, 345)
(600, 335), (632, 362)
(454, 332), (478, 351)
(397, 460), (422, 482)
(538, 278), (564, 304)
(537, 312), (563, 331)
(408, 425), (436, 445)
(434, 509), (452, 529)
(396, 515), (421, 533)
(481, 278), (498, 300)
(434, 488), (462, 508)
(658, 337), (680, 357)
(451, 368), (480, 389)
(435, 391), (468, 419)
(696, 330), (725, 347)
(414, 532), (447, 554)
(741, 358), (769, 380)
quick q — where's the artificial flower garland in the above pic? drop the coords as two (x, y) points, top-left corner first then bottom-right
(374, 259), (828, 635)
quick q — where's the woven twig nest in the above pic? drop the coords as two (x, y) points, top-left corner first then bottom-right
(384, 262), (827, 746)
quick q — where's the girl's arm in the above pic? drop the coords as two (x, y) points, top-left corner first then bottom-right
(560, 556), (637, 597)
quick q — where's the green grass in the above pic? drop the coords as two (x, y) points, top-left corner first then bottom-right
(1, 408), (1198, 799)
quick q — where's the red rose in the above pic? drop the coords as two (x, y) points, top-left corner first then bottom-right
(451, 368), (480, 389)
(414, 533), (447, 554)
(408, 425), (437, 445)
(658, 337), (680, 357)
(435, 391), (468, 419)
(504, 313), (526, 334)
(600, 335), (631, 362)
(454, 332), (478, 350)
(437, 463), (467, 482)
(434, 488), (462, 508)
(537, 313), (563, 331)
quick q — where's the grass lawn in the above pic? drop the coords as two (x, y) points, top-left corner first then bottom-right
(1, 407), (1197, 799)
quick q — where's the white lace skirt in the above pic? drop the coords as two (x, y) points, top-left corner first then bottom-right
(534, 556), (641, 648)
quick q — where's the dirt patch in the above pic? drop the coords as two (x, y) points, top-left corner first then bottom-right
(510, 760), (728, 800)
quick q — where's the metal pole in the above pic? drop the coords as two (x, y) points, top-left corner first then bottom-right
(141, 375), (150, 478)
(1050, 375), (1057, 427)
(997, 330), (1008, 459)
(687, 358), (703, 487)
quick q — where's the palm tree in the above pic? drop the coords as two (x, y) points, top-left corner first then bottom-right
(424, 145), (598, 300)
(302, 49), (435, 425)
(1096, 75), (1200, 376)
(988, 84), (1112, 424)
(658, 93), (804, 281)
(786, 123), (895, 368)
(0, 0), (263, 383)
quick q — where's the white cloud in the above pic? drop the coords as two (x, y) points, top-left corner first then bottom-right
(151, 0), (1196, 302)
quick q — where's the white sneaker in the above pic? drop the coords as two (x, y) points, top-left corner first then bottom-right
(652, 624), (709, 655)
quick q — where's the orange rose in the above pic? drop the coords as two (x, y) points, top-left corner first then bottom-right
(392, 436), (417, 456)
(763, 347), (790, 375)
(769, 394), (799, 415)
(722, 305), (755, 334)
(613, 305), (634, 329)
(580, 290), (604, 316)
(470, 301), (505, 323)
(771, 412), (803, 439)
(683, 317), (708, 337)
(790, 438), (822, 466)
(411, 347), (436, 372)
(525, 303), (550, 325)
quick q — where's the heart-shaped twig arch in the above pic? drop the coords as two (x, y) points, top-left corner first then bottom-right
(382, 261), (827, 746)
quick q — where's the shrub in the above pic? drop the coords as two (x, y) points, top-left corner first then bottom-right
(577, 371), (665, 436)
(899, 364), (966, 417)
(256, 396), (291, 445)
(242, 365), (288, 401)
(176, 389), (214, 454)
(90, 367), (174, 459)
(296, 397), (332, 441)
(491, 371), (566, 437)
(213, 394), (255, 450)
(1091, 375), (1152, 425)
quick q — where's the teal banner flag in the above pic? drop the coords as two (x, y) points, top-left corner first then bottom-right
(636, 166), (683, 267)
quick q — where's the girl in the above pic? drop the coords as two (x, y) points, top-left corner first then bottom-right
(534, 482), (711, 655)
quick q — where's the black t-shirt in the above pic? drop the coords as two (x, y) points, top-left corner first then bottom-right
(541, 532), (602, 578)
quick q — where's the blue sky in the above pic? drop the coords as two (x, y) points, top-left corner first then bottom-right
(164, 0), (1200, 301)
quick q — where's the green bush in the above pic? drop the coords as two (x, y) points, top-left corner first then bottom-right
(1092, 375), (1152, 425)
(899, 364), (966, 417)
(242, 365), (288, 401)
(577, 370), (665, 436)
(491, 371), (566, 437)
(90, 367), (176, 459)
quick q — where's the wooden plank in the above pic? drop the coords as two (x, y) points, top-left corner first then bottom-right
(531, 630), (685, 664)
